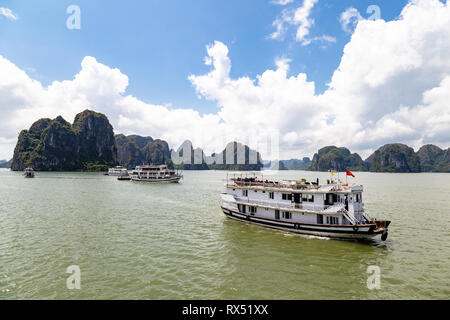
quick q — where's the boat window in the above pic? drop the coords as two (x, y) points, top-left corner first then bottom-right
(282, 212), (292, 219)
(275, 210), (280, 219)
(326, 216), (339, 224)
(282, 193), (292, 201)
(248, 206), (257, 213)
(317, 214), (323, 224)
(269, 192), (274, 199)
(243, 190), (248, 197)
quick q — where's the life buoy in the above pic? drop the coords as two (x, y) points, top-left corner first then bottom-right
(352, 225), (359, 232)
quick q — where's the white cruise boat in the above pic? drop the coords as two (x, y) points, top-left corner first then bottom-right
(130, 165), (182, 183)
(107, 166), (128, 176)
(23, 167), (35, 178)
(221, 174), (390, 241)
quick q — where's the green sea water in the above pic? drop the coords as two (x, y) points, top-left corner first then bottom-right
(0, 169), (448, 299)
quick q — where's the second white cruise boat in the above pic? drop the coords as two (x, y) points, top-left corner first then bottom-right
(221, 174), (390, 241)
(107, 166), (128, 176)
(130, 164), (182, 183)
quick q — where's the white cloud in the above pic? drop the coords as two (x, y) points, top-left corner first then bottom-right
(340, 7), (363, 33)
(0, 55), (227, 160)
(269, 8), (294, 40)
(269, 0), (334, 46)
(0, 7), (18, 20)
(293, 0), (318, 43)
(0, 0), (449, 161)
(271, 0), (294, 5)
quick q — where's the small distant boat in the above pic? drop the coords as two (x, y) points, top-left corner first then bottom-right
(130, 164), (182, 183)
(23, 167), (35, 178)
(117, 170), (131, 181)
(107, 166), (128, 176)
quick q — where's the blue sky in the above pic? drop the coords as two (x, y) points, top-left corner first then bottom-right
(1, 0), (409, 114)
(1, 0), (449, 160)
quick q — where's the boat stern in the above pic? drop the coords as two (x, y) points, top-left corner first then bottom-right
(372, 219), (391, 241)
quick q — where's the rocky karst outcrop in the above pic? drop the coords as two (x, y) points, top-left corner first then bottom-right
(208, 141), (264, 171)
(281, 157), (312, 170)
(365, 143), (420, 173)
(11, 110), (117, 171)
(171, 140), (209, 170)
(115, 134), (173, 169)
(416, 144), (449, 172)
(172, 140), (264, 170)
(309, 146), (367, 172)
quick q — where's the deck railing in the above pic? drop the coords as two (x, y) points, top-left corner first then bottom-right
(227, 181), (317, 190)
(234, 197), (334, 212)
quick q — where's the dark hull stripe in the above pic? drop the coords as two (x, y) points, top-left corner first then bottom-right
(221, 207), (383, 238)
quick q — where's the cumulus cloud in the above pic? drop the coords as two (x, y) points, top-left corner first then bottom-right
(0, 55), (227, 160)
(271, 0), (294, 5)
(269, 0), (334, 46)
(0, 0), (449, 161)
(0, 7), (18, 20)
(293, 0), (318, 43)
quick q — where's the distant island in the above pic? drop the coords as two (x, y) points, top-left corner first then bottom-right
(172, 140), (263, 171)
(0, 159), (12, 168)
(263, 158), (311, 170)
(115, 134), (173, 169)
(6, 109), (449, 172)
(307, 144), (449, 173)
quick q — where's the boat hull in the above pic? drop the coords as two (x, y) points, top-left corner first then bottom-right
(131, 176), (182, 183)
(221, 206), (385, 240)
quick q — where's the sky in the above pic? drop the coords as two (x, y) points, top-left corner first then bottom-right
(0, 0), (449, 161)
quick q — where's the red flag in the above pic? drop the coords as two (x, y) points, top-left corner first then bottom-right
(346, 169), (355, 177)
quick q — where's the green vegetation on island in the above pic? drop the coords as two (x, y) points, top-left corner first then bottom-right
(365, 143), (420, 173)
(0, 159), (12, 168)
(11, 110), (117, 171)
(304, 143), (449, 173)
(115, 134), (173, 169)
(416, 144), (450, 172)
(308, 146), (367, 172)
(281, 158), (312, 170)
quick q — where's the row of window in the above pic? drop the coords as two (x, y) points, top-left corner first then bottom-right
(281, 193), (292, 201)
(326, 216), (339, 224)
(239, 189), (360, 206)
(242, 189), (315, 203)
(244, 206), (340, 224)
